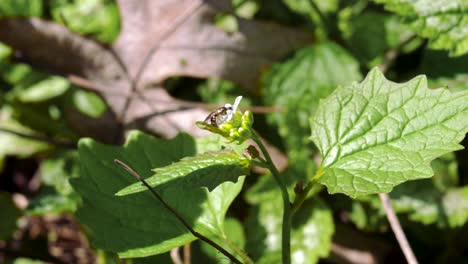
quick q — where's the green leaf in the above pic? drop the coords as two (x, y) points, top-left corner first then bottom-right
(116, 151), (250, 196)
(7, 100), (77, 139)
(1, 63), (40, 86)
(26, 151), (81, 215)
(70, 131), (246, 258)
(246, 167), (323, 207)
(194, 133), (247, 155)
(284, 0), (338, 15)
(339, 11), (419, 66)
(71, 89), (107, 118)
(282, 0), (338, 38)
(349, 197), (387, 231)
(0, 191), (21, 240)
(50, 0), (121, 43)
(264, 42), (362, 176)
(430, 152), (459, 190)
(246, 196), (334, 264)
(130, 254), (172, 264)
(197, 78), (252, 107)
(0, 0), (42, 17)
(40, 151), (79, 196)
(16, 76), (69, 103)
(223, 218), (246, 250)
(419, 50), (468, 92)
(420, 50), (468, 78)
(27, 192), (79, 216)
(0, 106), (49, 162)
(10, 258), (46, 264)
(0, 42), (11, 60)
(200, 217), (246, 263)
(390, 179), (468, 228)
(373, 0), (468, 56)
(440, 187), (468, 227)
(329, 153), (463, 231)
(310, 67), (468, 198)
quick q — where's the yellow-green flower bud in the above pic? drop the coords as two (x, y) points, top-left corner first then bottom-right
(196, 97), (253, 144)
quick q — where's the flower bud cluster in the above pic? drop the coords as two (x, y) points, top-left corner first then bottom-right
(196, 96), (253, 144)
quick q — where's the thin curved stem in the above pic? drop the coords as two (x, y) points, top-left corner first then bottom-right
(114, 159), (243, 264)
(170, 248), (183, 264)
(183, 243), (191, 264)
(379, 193), (418, 264)
(251, 132), (291, 264)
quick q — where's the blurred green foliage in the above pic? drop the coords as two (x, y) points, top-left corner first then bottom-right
(0, 0), (467, 264)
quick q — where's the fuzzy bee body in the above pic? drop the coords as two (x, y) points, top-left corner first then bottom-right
(202, 96), (242, 127)
(204, 106), (233, 127)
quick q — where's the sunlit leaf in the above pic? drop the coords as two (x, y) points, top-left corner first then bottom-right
(0, 0), (42, 17)
(374, 0), (468, 56)
(310, 67), (468, 197)
(16, 76), (69, 103)
(264, 42), (362, 177)
(0, 106), (49, 163)
(339, 11), (419, 66)
(116, 151), (250, 196)
(50, 0), (120, 43)
(246, 196), (334, 264)
(71, 89), (107, 118)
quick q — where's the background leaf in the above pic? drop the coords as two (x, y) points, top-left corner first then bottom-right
(27, 151), (81, 215)
(9, 258), (46, 264)
(0, 0), (42, 17)
(310, 67), (468, 197)
(50, 0), (120, 43)
(263, 42), (362, 177)
(70, 89), (107, 118)
(419, 50), (468, 93)
(246, 194), (334, 264)
(0, 106), (49, 170)
(15, 76), (69, 103)
(339, 10), (419, 66)
(373, 0), (468, 56)
(0, 191), (22, 240)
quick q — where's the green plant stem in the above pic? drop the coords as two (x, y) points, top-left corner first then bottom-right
(251, 132), (292, 264)
(307, 0), (328, 40)
(291, 167), (324, 213)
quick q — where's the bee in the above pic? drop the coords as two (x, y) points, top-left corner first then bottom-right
(204, 105), (233, 127)
(203, 96), (243, 127)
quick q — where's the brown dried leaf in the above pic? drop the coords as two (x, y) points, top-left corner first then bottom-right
(0, 0), (308, 165)
(114, 0), (312, 89)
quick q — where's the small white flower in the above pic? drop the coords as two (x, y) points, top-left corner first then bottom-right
(224, 96), (243, 122)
